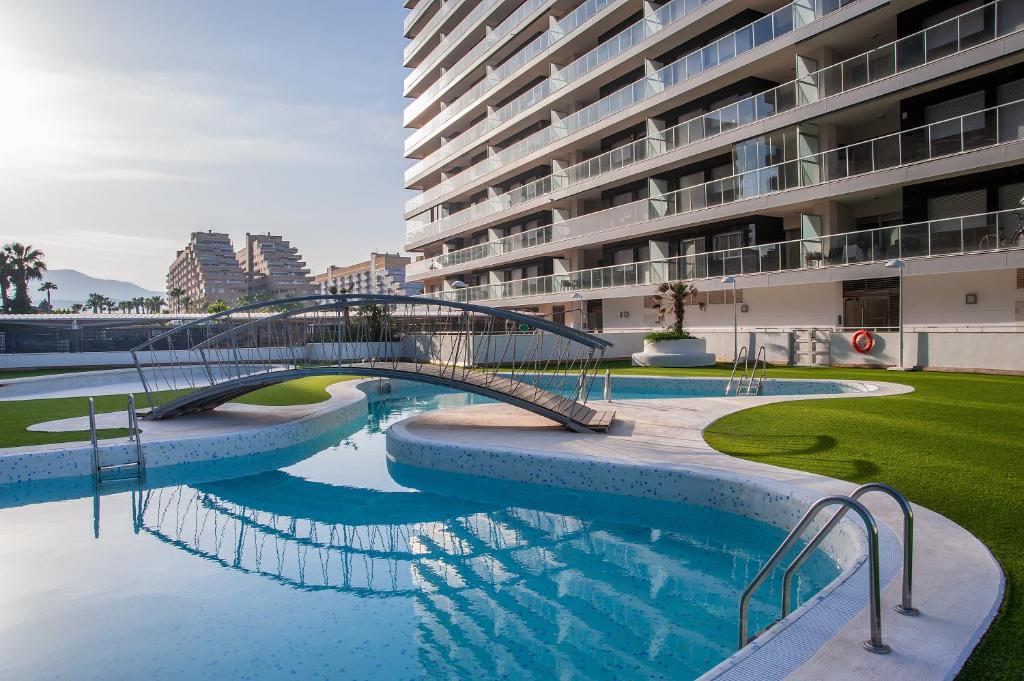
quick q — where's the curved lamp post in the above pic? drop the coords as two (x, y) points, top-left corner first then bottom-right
(884, 259), (904, 370)
(721, 275), (737, 362)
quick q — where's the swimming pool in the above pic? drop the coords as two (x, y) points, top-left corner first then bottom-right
(0, 385), (841, 681)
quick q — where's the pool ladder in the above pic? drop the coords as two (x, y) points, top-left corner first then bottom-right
(738, 483), (917, 654)
(89, 394), (147, 488)
(726, 346), (766, 396)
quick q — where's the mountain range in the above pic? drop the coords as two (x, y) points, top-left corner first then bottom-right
(40, 269), (163, 309)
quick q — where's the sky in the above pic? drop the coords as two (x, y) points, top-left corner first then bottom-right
(0, 1), (412, 291)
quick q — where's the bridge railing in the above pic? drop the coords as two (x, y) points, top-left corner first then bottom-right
(130, 294), (611, 425)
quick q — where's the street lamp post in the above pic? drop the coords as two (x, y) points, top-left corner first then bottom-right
(570, 291), (584, 330)
(721, 276), (737, 362)
(884, 259), (905, 370)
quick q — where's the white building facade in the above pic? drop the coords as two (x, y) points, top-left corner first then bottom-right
(314, 253), (424, 296)
(402, 0), (1024, 371)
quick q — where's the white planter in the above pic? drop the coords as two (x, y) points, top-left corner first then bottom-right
(631, 337), (716, 368)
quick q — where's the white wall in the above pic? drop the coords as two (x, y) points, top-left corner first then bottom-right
(903, 269), (1019, 326)
(602, 283), (845, 333)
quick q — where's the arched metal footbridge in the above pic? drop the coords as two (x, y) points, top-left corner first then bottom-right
(130, 294), (614, 432)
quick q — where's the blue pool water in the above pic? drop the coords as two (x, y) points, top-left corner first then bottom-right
(0, 385), (840, 681)
(516, 374), (867, 402)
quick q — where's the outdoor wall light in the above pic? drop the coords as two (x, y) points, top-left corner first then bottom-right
(965, 293), (978, 305)
(740, 304), (749, 313)
(619, 311), (630, 318)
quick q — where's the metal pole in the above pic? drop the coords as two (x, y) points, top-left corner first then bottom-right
(732, 280), (738, 362)
(88, 398), (99, 486)
(898, 266), (905, 369)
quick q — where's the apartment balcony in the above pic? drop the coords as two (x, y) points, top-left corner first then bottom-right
(427, 209), (1024, 305)
(405, 0), (627, 128)
(405, 0), (473, 66)
(404, 0), (439, 38)
(404, 0), (534, 100)
(405, 0), (887, 216)
(411, 97), (1024, 283)
(404, 0), (737, 163)
(405, 1), (1024, 248)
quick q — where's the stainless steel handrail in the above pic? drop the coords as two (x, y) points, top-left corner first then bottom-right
(738, 495), (890, 654)
(725, 346), (748, 395)
(744, 346), (767, 394)
(127, 394), (146, 481)
(88, 398), (99, 486)
(783, 482), (918, 617)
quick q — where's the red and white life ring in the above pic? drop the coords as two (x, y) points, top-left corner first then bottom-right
(851, 329), (875, 354)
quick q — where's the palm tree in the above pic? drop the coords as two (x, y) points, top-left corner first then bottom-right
(2, 243), (46, 313)
(70, 303), (84, 313)
(168, 287), (184, 312)
(650, 280), (706, 338)
(38, 281), (58, 311)
(0, 249), (12, 313)
(85, 292), (106, 314)
(180, 294), (193, 313)
(147, 296), (166, 313)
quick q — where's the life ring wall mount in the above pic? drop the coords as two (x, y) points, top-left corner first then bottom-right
(851, 329), (875, 354)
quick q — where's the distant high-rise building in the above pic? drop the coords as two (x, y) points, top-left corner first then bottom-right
(314, 252), (423, 296)
(166, 231), (248, 312)
(236, 233), (315, 301)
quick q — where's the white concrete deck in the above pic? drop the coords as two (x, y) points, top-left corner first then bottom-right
(387, 386), (1003, 681)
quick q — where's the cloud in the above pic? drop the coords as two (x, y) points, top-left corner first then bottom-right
(0, 45), (397, 183)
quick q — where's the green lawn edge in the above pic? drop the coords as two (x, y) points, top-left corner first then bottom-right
(0, 375), (356, 448)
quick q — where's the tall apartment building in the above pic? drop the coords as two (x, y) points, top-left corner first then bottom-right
(402, 0), (1024, 354)
(236, 233), (315, 301)
(166, 231), (248, 312)
(313, 252), (424, 296)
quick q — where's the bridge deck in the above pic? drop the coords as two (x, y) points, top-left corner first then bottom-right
(348, 362), (615, 432)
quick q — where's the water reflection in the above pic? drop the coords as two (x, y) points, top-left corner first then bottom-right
(129, 457), (836, 680)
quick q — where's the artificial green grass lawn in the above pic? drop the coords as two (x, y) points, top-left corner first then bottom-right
(605, 361), (1022, 679)
(0, 375), (356, 448)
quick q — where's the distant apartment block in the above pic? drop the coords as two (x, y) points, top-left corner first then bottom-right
(401, 0), (1024, 337)
(236, 233), (315, 300)
(166, 230), (248, 313)
(314, 252), (424, 296)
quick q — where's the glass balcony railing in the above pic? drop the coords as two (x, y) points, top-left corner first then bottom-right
(406, 0), (848, 204)
(405, 0), (439, 36)
(406, 0), (1021, 242)
(403, 0), (716, 161)
(405, 0), (471, 63)
(404, 0), (509, 97)
(415, 98), (1024, 283)
(407, 0), (614, 123)
(426, 208), (1024, 302)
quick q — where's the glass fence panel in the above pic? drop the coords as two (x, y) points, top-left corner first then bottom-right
(962, 214), (998, 250)
(930, 119), (963, 156)
(900, 222), (930, 257)
(873, 135), (901, 169)
(925, 20), (959, 61)
(900, 127), (930, 163)
(868, 43), (897, 80)
(930, 218), (965, 255)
